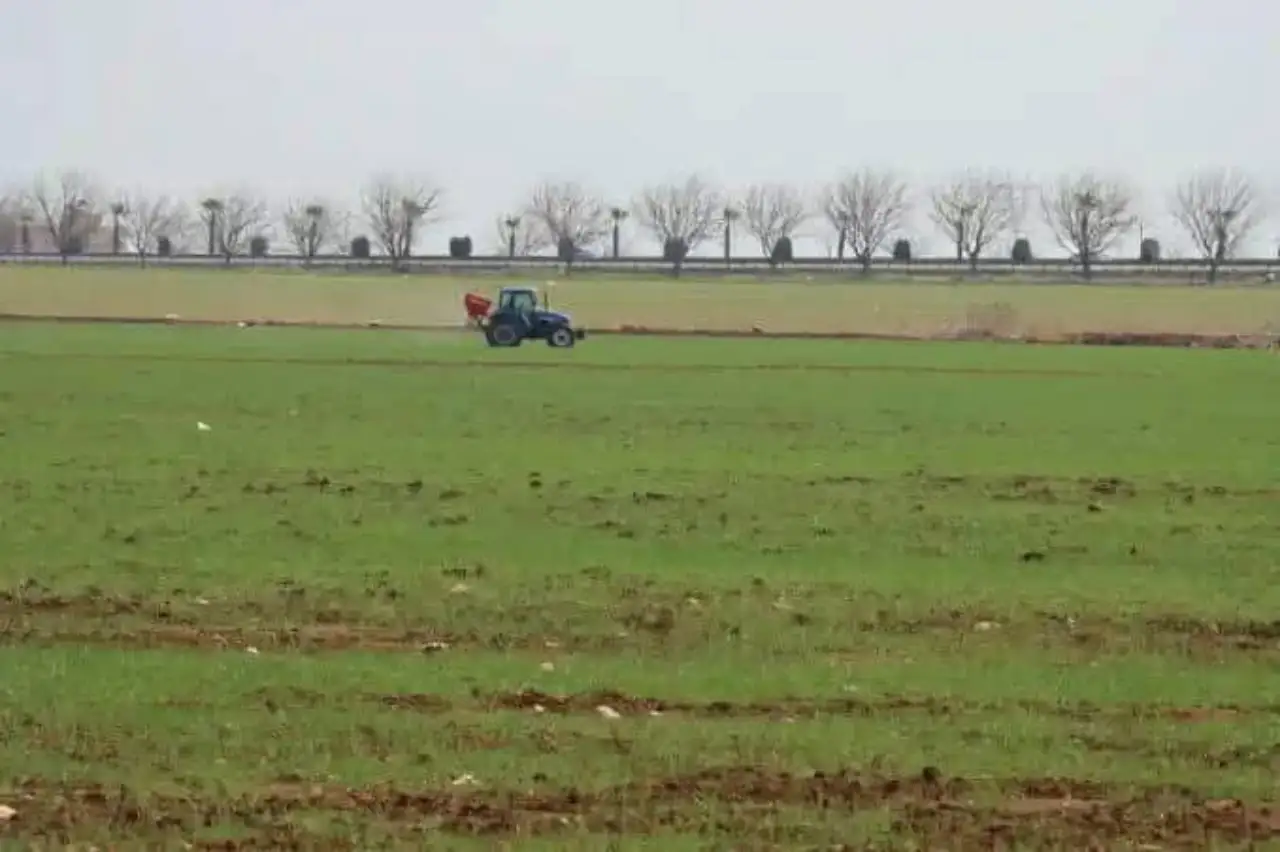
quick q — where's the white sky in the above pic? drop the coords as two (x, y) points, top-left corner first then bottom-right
(2, 0), (1276, 258)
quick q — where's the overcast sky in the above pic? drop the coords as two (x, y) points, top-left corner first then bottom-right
(2, 0), (1275, 257)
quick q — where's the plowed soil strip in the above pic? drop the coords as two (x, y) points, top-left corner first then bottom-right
(3, 623), (1277, 659)
(239, 686), (1280, 723)
(4, 592), (1278, 654)
(3, 608), (1277, 657)
(4, 769), (1277, 846)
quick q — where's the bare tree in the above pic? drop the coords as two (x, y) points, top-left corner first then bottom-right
(361, 174), (442, 265)
(1171, 169), (1264, 284)
(493, 214), (548, 257)
(1040, 173), (1136, 280)
(929, 171), (1024, 269)
(633, 175), (722, 273)
(120, 193), (189, 263)
(29, 170), (100, 259)
(282, 199), (348, 260)
(524, 180), (609, 268)
(822, 169), (911, 271)
(741, 183), (809, 262)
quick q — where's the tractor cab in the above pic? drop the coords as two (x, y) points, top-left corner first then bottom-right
(497, 287), (540, 315)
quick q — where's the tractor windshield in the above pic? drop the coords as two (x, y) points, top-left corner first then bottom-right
(502, 291), (538, 313)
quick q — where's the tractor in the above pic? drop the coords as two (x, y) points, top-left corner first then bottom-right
(463, 285), (586, 348)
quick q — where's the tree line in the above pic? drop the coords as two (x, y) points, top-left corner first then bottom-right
(0, 168), (1269, 282)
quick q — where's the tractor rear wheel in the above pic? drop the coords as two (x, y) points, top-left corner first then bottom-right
(488, 323), (522, 347)
(547, 327), (576, 348)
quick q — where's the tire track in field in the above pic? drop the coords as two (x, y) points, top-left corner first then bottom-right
(0, 310), (1273, 350)
(0, 347), (1117, 377)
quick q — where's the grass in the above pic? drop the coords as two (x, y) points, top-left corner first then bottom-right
(0, 321), (1278, 848)
(3, 264), (1280, 336)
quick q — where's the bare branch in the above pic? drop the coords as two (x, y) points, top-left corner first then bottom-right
(1171, 169), (1264, 283)
(1040, 173), (1136, 278)
(119, 193), (190, 259)
(360, 174), (443, 262)
(741, 183), (809, 258)
(29, 170), (100, 256)
(822, 169), (910, 270)
(282, 199), (349, 258)
(929, 171), (1024, 266)
(493, 214), (548, 257)
(524, 180), (609, 260)
(633, 175), (722, 262)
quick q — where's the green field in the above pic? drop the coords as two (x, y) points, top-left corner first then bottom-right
(4, 265), (1280, 338)
(1, 322), (1278, 849)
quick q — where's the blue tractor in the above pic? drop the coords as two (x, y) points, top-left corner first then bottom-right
(463, 286), (586, 348)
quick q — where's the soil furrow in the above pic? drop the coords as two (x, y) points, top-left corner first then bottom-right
(4, 768), (1276, 849)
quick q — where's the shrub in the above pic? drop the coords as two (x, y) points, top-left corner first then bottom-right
(770, 236), (794, 265)
(662, 236), (689, 263)
(1139, 238), (1161, 262)
(1011, 238), (1033, 264)
(448, 236), (473, 259)
(891, 239), (911, 262)
(156, 236), (172, 257)
(249, 236), (269, 258)
(350, 235), (371, 258)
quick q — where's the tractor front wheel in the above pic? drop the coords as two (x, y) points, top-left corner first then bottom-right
(547, 327), (576, 348)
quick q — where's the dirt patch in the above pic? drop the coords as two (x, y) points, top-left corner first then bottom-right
(3, 768), (1276, 848)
